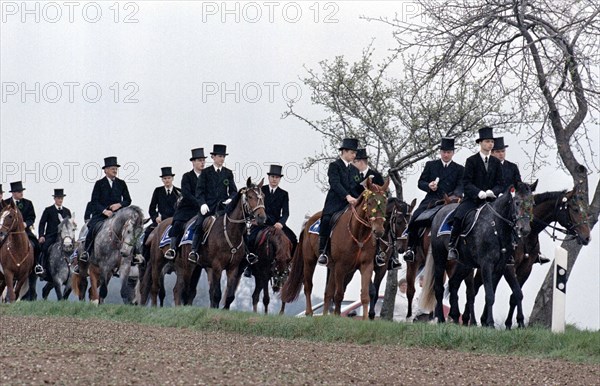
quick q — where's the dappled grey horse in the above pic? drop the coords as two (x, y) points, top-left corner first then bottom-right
(41, 215), (77, 300)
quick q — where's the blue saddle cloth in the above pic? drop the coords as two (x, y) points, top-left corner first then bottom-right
(308, 219), (320, 235)
(159, 225), (172, 248)
(437, 209), (456, 237)
(180, 222), (195, 246)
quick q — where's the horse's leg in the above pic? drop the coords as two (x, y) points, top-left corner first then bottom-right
(359, 260), (373, 321)
(323, 266), (337, 315)
(209, 267), (222, 308)
(447, 265), (468, 324)
(433, 259), (447, 323)
(279, 301), (286, 315)
(4, 272), (16, 303)
(88, 265), (100, 304)
(53, 278), (64, 301)
(480, 263), (497, 328)
(158, 271), (166, 307)
(150, 256), (162, 307)
(503, 266), (525, 329)
(251, 275), (261, 313)
(303, 245), (317, 316)
(262, 275), (270, 315)
(369, 266), (385, 320)
(42, 281), (53, 300)
(224, 264), (242, 310)
(406, 260), (417, 319)
(187, 266), (202, 305)
(462, 270), (475, 326)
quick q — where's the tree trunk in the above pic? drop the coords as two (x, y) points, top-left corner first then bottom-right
(380, 269), (398, 320)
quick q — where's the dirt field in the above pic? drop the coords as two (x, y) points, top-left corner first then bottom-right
(1, 316), (597, 385)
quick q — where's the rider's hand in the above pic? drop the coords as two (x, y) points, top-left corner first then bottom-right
(103, 209), (114, 217)
(346, 195), (357, 205)
(222, 199), (232, 205)
(109, 203), (122, 211)
(200, 204), (209, 215)
(39, 236), (45, 244)
(485, 190), (496, 199)
(478, 191), (487, 200)
(429, 181), (438, 192)
(156, 215), (162, 224)
(274, 223), (283, 230)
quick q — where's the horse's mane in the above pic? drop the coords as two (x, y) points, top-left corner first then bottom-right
(534, 190), (567, 206)
(110, 205), (144, 228)
(225, 184), (258, 215)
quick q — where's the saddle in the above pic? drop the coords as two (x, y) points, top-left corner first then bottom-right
(437, 206), (486, 238)
(201, 216), (217, 244)
(413, 204), (445, 228)
(308, 208), (347, 235)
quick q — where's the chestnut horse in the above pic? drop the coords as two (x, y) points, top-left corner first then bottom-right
(0, 201), (35, 302)
(196, 178), (267, 309)
(241, 226), (293, 314)
(139, 217), (174, 306)
(282, 178), (390, 319)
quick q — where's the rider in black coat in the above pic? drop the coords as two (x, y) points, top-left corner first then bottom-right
(447, 128), (504, 261)
(165, 148), (206, 259)
(491, 137), (522, 190)
(317, 138), (361, 266)
(404, 138), (464, 262)
(37, 189), (72, 275)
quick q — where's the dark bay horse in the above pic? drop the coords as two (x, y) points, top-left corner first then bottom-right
(0, 201), (35, 302)
(368, 197), (415, 319)
(41, 216), (77, 300)
(282, 178), (390, 319)
(87, 206), (145, 304)
(241, 226), (292, 314)
(475, 186), (592, 328)
(139, 217), (174, 306)
(422, 182), (534, 327)
(196, 178), (267, 309)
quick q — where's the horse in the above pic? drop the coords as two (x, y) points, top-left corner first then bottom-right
(282, 178), (390, 319)
(367, 197), (415, 319)
(71, 223), (91, 301)
(196, 178), (267, 309)
(0, 200), (35, 302)
(41, 215), (77, 300)
(241, 226), (293, 314)
(475, 186), (592, 329)
(86, 206), (145, 304)
(422, 182), (534, 327)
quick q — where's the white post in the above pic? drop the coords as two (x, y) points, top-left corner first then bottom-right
(551, 246), (568, 333)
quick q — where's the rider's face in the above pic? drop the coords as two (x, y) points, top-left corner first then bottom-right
(192, 158), (206, 171)
(268, 175), (281, 188)
(341, 149), (357, 163)
(491, 149), (506, 162)
(104, 166), (118, 179)
(212, 154), (225, 168)
(161, 176), (173, 187)
(440, 150), (454, 163)
(479, 139), (494, 153)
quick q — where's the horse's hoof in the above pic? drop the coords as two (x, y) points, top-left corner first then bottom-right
(91, 299), (99, 306)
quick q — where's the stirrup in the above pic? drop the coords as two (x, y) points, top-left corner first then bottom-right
(375, 252), (386, 267)
(188, 251), (199, 263)
(72, 265), (80, 275)
(317, 252), (328, 266)
(79, 251), (89, 262)
(246, 253), (258, 265)
(403, 249), (415, 262)
(447, 248), (458, 261)
(133, 254), (145, 265)
(34, 264), (45, 276)
(164, 248), (176, 260)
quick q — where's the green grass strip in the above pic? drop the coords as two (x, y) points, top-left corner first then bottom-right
(2, 301), (598, 363)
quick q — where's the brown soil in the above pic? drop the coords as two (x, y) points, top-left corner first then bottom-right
(1, 316), (597, 385)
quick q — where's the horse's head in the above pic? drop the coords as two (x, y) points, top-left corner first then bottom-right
(269, 227), (293, 293)
(0, 202), (23, 243)
(385, 197), (415, 254)
(361, 177), (390, 239)
(115, 207), (144, 259)
(559, 185), (591, 245)
(241, 177), (267, 226)
(511, 182), (534, 239)
(57, 215), (77, 254)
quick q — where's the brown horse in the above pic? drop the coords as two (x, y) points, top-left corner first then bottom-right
(282, 178), (390, 319)
(196, 178), (267, 309)
(242, 226), (293, 314)
(0, 201), (35, 302)
(139, 217), (175, 306)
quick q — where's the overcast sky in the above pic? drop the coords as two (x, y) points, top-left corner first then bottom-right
(1, 1), (598, 329)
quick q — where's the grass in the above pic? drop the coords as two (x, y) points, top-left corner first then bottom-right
(2, 301), (599, 364)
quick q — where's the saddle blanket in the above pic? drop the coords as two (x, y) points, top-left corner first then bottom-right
(180, 222), (195, 246)
(437, 209), (456, 236)
(159, 225), (173, 248)
(308, 219), (321, 235)
(437, 207), (484, 238)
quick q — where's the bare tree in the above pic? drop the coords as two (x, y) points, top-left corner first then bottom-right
(369, 0), (600, 326)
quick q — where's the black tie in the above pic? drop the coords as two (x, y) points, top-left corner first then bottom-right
(167, 189), (171, 196)
(484, 156), (489, 171)
(217, 169), (221, 174)
(271, 189), (274, 195)
(360, 172), (365, 180)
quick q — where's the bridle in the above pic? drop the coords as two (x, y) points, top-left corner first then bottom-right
(0, 206), (31, 267)
(223, 186), (265, 258)
(347, 188), (387, 262)
(379, 200), (410, 258)
(536, 193), (589, 242)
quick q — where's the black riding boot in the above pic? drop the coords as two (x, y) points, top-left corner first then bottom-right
(374, 240), (386, 267)
(317, 236), (328, 266)
(34, 252), (45, 276)
(188, 230), (202, 263)
(244, 234), (258, 265)
(164, 237), (178, 260)
(447, 220), (462, 261)
(403, 236), (417, 263)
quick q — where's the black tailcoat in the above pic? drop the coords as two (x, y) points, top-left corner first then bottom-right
(500, 160), (522, 191)
(196, 165), (237, 214)
(322, 159), (361, 215)
(149, 186), (180, 223)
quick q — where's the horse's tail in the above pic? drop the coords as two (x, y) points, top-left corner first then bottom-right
(419, 245), (437, 312)
(281, 230), (305, 303)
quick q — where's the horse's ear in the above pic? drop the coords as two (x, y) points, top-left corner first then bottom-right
(410, 198), (417, 211)
(258, 178), (264, 189)
(530, 179), (538, 193)
(58, 213), (64, 223)
(246, 177), (252, 188)
(382, 177), (390, 192)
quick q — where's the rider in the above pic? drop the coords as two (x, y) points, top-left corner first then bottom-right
(4, 181), (40, 269)
(352, 148), (391, 268)
(80, 156), (132, 262)
(404, 137), (464, 262)
(447, 127), (504, 262)
(145, 167), (181, 260)
(188, 144), (238, 263)
(244, 164), (298, 277)
(36, 189), (72, 276)
(317, 138), (361, 266)
(164, 148), (206, 260)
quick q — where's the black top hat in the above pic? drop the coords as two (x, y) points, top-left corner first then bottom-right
(160, 167), (175, 177)
(102, 156), (121, 169)
(189, 148), (206, 161)
(211, 144), (228, 156)
(355, 148), (369, 160)
(339, 138), (359, 151)
(492, 137), (509, 151)
(440, 137), (456, 151)
(52, 189), (66, 197)
(476, 127), (494, 143)
(267, 165), (284, 177)
(9, 181), (25, 192)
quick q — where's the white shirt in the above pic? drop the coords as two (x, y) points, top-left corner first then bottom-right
(108, 178), (114, 188)
(342, 159), (351, 168)
(442, 160), (451, 168)
(269, 186), (278, 194)
(479, 152), (490, 163)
